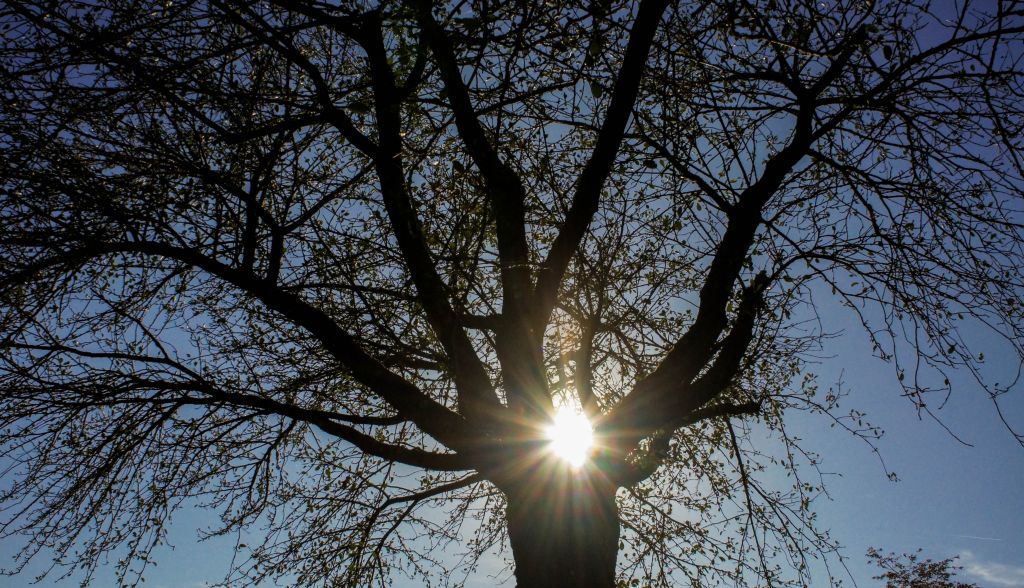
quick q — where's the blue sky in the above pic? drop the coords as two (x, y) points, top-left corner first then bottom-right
(780, 293), (1024, 588)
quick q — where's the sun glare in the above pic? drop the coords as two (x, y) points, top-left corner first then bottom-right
(546, 407), (594, 468)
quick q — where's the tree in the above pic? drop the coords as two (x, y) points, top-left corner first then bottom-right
(1, 0), (1022, 586)
(867, 548), (979, 588)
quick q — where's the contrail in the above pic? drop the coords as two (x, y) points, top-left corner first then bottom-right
(952, 534), (1003, 542)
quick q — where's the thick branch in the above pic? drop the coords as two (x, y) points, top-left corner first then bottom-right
(190, 383), (468, 470)
(409, 2), (555, 421)
(356, 11), (503, 423)
(129, 378), (466, 470)
(602, 275), (767, 452)
(532, 0), (670, 333)
(614, 401), (763, 487)
(412, 1), (533, 311)
(601, 96), (814, 445)
(670, 276), (768, 426)
(576, 319), (600, 417)
(36, 240), (472, 452)
(598, 18), (867, 442)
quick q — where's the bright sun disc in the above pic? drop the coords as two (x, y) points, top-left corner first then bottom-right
(546, 407), (594, 467)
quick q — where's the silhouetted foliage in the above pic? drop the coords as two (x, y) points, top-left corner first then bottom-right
(868, 548), (979, 588)
(1, 1), (1022, 586)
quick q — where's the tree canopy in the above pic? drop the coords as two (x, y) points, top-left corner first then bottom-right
(868, 548), (979, 588)
(1, 0), (1022, 586)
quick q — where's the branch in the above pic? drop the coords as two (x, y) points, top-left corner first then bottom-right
(223, 112), (330, 144)
(682, 400), (762, 428)
(459, 313), (504, 332)
(88, 378), (466, 470)
(674, 275), (769, 424)
(614, 401), (762, 487)
(32, 239), (472, 452)
(346, 472), (484, 584)
(378, 473), (483, 510)
(602, 85), (818, 447)
(602, 22), (870, 435)
(532, 0), (671, 333)
(6, 341), (408, 428)
(217, 0), (379, 156)
(602, 265), (769, 450)
(409, 3), (555, 419)
(412, 1), (533, 310)
(576, 319), (600, 417)
(356, 10), (503, 423)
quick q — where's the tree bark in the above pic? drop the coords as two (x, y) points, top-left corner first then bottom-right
(503, 466), (620, 588)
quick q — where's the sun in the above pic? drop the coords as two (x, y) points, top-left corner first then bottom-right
(545, 406), (594, 468)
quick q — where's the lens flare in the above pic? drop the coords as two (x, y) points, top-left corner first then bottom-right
(545, 407), (594, 467)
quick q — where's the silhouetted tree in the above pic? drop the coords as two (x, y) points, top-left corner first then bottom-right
(1, 1), (1022, 586)
(868, 548), (979, 588)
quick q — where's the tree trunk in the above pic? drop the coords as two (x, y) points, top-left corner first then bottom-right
(503, 467), (620, 588)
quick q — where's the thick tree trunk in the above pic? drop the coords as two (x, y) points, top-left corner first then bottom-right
(503, 468), (620, 588)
